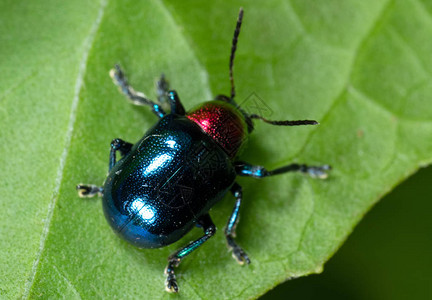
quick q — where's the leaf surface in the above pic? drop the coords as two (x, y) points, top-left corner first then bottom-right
(1, 0), (431, 299)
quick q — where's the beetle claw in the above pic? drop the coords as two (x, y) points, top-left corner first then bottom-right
(231, 246), (251, 265)
(306, 165), (332, 179)
(165, 274), (179, 293)
(76, 184), (103, 198)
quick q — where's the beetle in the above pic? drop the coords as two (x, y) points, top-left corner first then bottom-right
(77, 8), (330, 293)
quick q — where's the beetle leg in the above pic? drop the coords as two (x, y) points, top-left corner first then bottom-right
(109, 138), (133, 171)
(76, 139), (132, 197)
(76, 184), (103, 198)
(167, 90), (186, 115)
(225, 182), (251, 265)
(109, 64), (166, 118)
(165, 214), (216, 293)
(234, 161), (331, 179)
(156, 73), (169, 104)
(156, 75), (186, 115)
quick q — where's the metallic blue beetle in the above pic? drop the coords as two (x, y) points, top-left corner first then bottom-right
(77, 8), (330, 293)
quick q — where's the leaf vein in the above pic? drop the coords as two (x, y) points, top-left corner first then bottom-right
(289, 0), (394, 163)
(22, 0), (108, 297)
(349, 84), (432, 124)
(53, 266), (82, 299)
(387, 27), (431, 78)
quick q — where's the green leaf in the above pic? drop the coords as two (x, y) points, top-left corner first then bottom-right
(1, 0), (431, 299)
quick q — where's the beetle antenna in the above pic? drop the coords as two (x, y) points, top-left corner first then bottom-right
(229, 8), (244, 100)
(249, 114), (319, 126)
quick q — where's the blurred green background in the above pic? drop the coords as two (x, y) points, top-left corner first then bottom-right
(262, 165), (432, 299)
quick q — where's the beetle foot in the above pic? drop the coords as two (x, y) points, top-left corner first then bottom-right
(227, 236), (251, 265)
(109, 64), (125, 85)
(165, 274), (178, 293)
(305, 165), (332, 179)
(231, 245), (251, 265)
(164, 265), (179, 293)
(76, 184), (103, 198)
